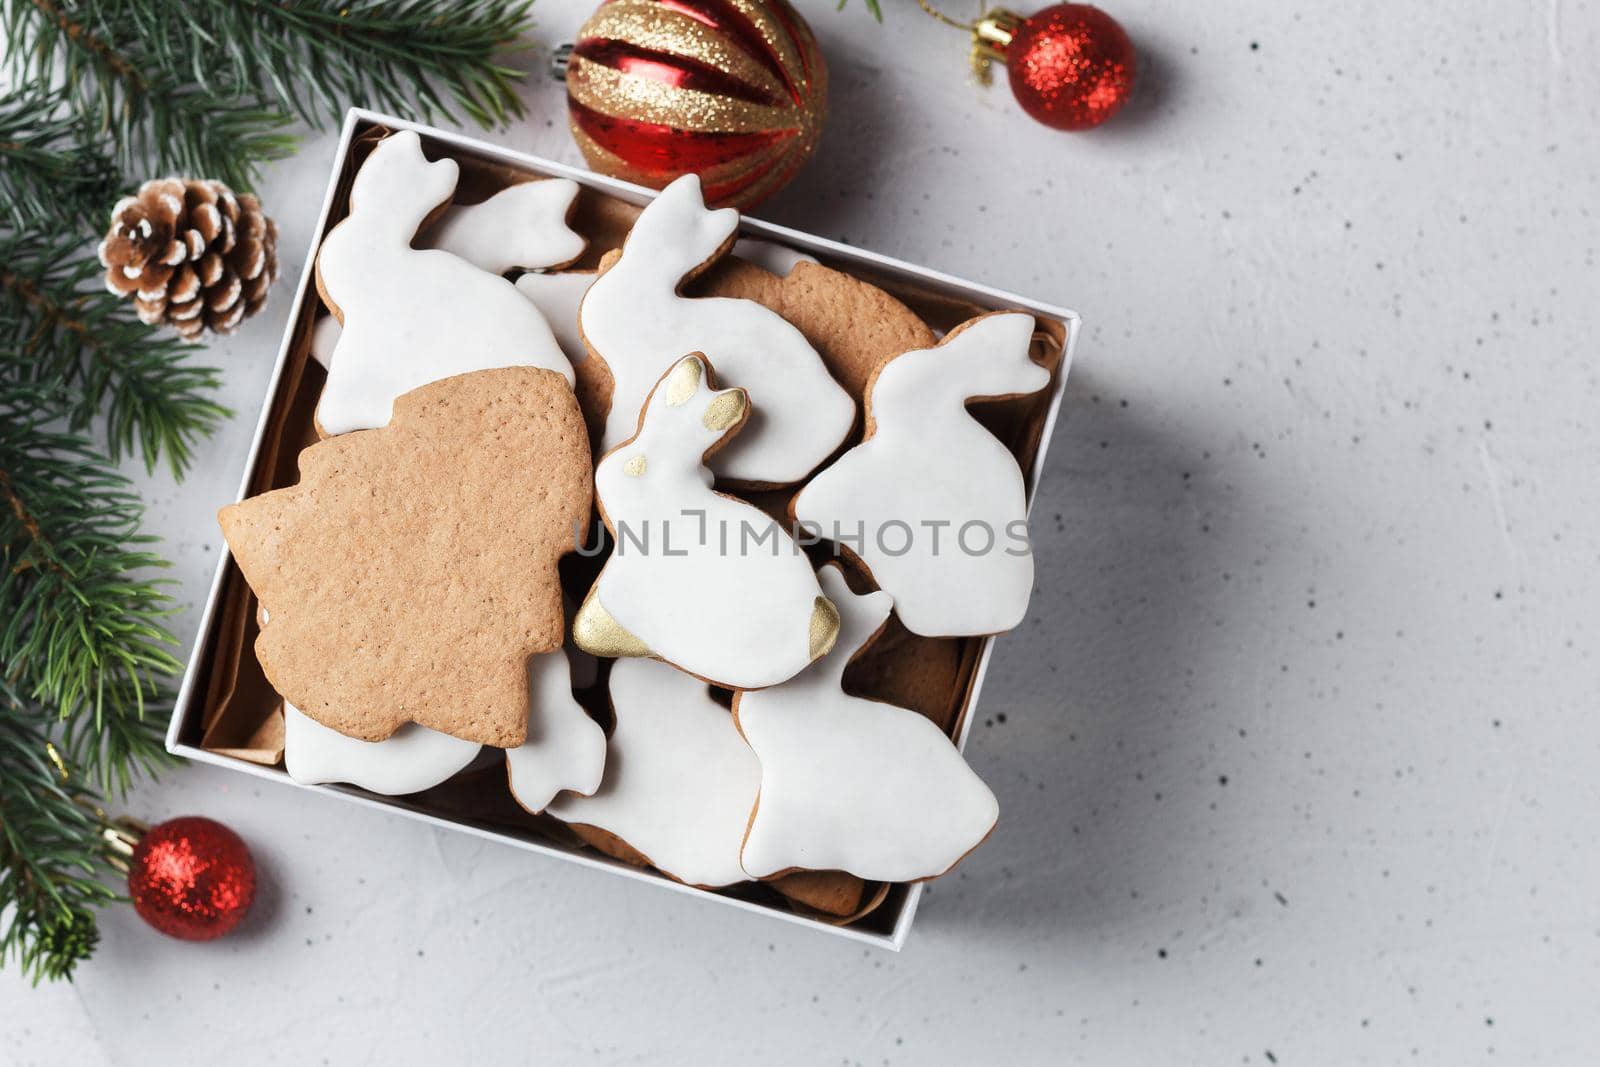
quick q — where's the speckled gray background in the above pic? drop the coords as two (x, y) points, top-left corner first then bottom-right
(4, 0), (1597, 1062)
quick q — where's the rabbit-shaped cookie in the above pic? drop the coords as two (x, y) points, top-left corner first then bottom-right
(734, 564), (999, 883)
(574, 355), (840, 689)
(505, 646), (607, 814)
(547, 657), (759, 889)
(578, 174), (853, 486)
(314, 130), (573, 435)
(309, 175), (587, 373)
(793, 312), (1051, 637)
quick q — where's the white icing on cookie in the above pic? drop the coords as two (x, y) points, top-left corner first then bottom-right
(309, 312), (341, 370)
(731, 238), (817, 278)
(736, 565), (999, 882)
(283, 702), (481, 796)
(515, 271), (593, 367)
(427, 180), (585, 276)
(314, 130), (573, 434)
(312, 271), (593, 375)
(793, 313), (1050, 636)
(579, 173), (853, 484)
(577, 356), (839, 689)
(547, 658), (757, 888)
(505, 648), (607, 812)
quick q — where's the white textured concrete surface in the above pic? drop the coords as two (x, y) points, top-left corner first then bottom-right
(4, 1), (1599, 1062)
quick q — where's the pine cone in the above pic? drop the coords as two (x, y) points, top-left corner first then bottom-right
(98, 178), (279, 340)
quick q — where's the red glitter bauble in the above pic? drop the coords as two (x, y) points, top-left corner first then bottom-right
(1005, 4), (1135, 131)
(564, 0), (827, 210)
(128, 817), (256, 941)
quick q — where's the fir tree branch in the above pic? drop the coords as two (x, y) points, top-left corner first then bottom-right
(189, 0), (534, 130)
(0, 388), (181, 796)
(0, 688), (118, 985)
(0, 0), (545, 984)
(0, 85), (118, 230)
(3, 0), (297, 189)
(0, 228), (229, 478)
(3, 0), (536, 190)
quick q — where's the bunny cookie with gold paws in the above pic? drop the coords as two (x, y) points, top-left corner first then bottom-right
(314, 130), (576, 435)
(735, 565), (999, 883)
(793, 312), (1051, 637)
(574, 355), (841, 690)
(578, 173), (854, 486)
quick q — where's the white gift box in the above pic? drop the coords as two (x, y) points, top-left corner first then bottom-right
(167, 109), (1079, 949)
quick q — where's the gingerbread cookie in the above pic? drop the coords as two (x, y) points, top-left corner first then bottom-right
(577, 173), (853, 485)
(313, 271), (591, 376)
(313, 131), (574, 434)
(793, 312), (1050, 636)
(547, 658), (758, 889)
(283, 702), (481, 796)
(734, 565), (999, 882)
(514, 270), (593, 371)
(509, 240), (816, 380)
(505, 648), (607, 813)
(573, 355), (840, 690)
(427, 179), (585, 276)
(730, 238), (816, 278)
(309, 311), (341, 370)
(697, 257), (937, 411)
(218, 366), (591, 747)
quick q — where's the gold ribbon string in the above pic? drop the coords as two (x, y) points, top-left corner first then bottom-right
(913, 0), (1021, 84)
(915, 0), (976, 31)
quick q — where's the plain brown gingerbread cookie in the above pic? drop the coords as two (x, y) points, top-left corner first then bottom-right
(218, 366), (592, 747)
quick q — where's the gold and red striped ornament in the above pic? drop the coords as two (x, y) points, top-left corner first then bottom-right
(564, 0), (827, 211)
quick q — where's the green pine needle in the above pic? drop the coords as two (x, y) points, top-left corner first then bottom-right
(0, 393), (184, 775)
(0, 229), (230, 478)
(0, 86), (119, 230)
(0, 685), (123, 986)
(3, 0), (536, 189)
(212, 0), (535, 131)
(839, 0), (885, 20)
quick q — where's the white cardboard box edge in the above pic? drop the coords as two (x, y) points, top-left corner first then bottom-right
(167, 108), (1081, 951)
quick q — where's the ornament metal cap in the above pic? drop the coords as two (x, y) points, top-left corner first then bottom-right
(970, 8), (1024, 84)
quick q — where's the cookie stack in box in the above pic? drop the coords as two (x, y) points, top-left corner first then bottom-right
(218, 128), (1057, 924)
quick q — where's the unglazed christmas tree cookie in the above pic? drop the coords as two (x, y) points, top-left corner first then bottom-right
(313, 130), (574, 434)
(218, 366), (591, 747)
(505, 648), (607, 813)
(793, 312), (1050, 637)
(547, 658), (758, 889)
(283, 703), (481, 796)
(573, 355), (840, 690)
(735, 565), (999, 882)
(576, 173), (853, 485)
